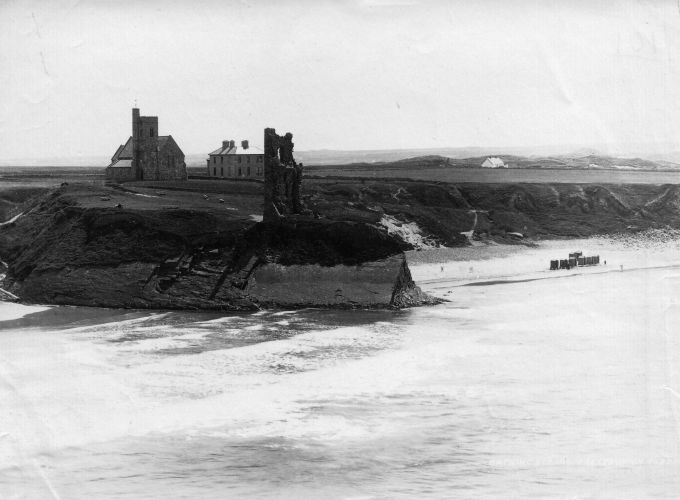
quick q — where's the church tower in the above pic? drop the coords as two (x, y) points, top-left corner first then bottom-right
(131, 107), (159, 180)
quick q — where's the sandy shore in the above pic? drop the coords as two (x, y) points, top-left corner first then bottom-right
(407, 230), (680, 292)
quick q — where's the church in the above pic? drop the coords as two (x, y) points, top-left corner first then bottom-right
(105, 108), (187, 181)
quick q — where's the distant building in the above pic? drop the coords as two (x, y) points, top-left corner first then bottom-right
(481, 157), (507, 168)
(106, 108), (187, 181)
(206, 139), (264, 179)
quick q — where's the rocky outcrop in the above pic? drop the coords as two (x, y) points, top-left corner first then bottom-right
(0, 185), (436, 310)
(244, 255), (431, 308)
(231, 219), (435, 308)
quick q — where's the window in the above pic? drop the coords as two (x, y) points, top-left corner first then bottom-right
(247, 166), (251, 176)
(220, 156), (223, 164)
(150, 128), (154, 137)
(238, 167), (242, 176)
(213, 167), (216, 176)
(221, 167), (223, 176)
(213, 157), (216, 164)
(247, 157), (250, 163)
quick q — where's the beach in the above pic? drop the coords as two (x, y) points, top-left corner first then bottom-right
(408, 231), (680, 291)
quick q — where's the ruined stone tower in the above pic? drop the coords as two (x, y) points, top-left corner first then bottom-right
(263, 128), (305, 222)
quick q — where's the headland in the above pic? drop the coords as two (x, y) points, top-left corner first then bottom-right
(4, 148), (680, 310)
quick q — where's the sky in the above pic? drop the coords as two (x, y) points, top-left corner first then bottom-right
(2, 0), (680, 163)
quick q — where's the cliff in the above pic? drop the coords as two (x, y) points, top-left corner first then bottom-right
(304, 179), (680, 245)
(5, 173), (680, 310)
(0, 184), (435, 310)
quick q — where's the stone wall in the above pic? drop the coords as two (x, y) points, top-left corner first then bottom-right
(139, 137), (187, 181)
(263, 128), (305, 222)
(106, 167), (133, 180)
(207, 154), (264, 178)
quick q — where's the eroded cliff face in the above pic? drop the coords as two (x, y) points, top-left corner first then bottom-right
(244, 255), (427, 308)
(227, 217), (435, 308)
(0, 185), (435, 310)
(305, 180), (680, 245)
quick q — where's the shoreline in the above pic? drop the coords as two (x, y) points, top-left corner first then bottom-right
(449, 262), (680, 288)
(408, 233), (680, 293)
(4, 235), (680, 315)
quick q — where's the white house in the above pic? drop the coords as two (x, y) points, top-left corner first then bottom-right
(481, 157), (507, 168)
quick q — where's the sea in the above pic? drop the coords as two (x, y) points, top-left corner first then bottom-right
(1, 238), (679, 499)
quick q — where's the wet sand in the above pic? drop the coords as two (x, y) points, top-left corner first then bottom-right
(408, 232), (680, 294)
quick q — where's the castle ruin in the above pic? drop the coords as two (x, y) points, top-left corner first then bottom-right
(263, 128), (306, 222)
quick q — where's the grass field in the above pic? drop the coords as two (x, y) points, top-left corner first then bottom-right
(6, 167), (680, 248)
(0, 166), (105, 189)
(307, 166), (680, 185)
(5, 165), (680, 187)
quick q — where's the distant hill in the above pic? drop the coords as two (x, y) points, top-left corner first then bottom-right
(295, 147), (551, 166)
(295, 145), (623, 166)
(4, 149), (680, 172)
(306, 153), (680, 171)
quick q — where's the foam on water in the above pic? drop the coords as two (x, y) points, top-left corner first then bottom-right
(195, 315), (239, 324)
(0, 302), (51, 321)
(0, 312), (404, 463)
(2, 244), (680, 498)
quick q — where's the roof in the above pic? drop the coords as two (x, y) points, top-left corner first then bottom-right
(111, 144), (125, 161)
(209, 144), (235, 155)
(110, 135), (184, 164)
(111, 137), (133, 162)
(108, 159), (133, 168)
(209, 141), (264, 156)
(225, 149), (263, 156)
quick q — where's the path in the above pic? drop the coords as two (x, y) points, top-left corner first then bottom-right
(460, 209), (487, 244)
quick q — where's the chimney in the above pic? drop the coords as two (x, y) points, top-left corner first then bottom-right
(229, 140), (236, 149)
(241, 140), (249, 150)
(222, 140), (229, 150)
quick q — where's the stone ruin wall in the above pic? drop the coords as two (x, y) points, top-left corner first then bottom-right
(263, 128), (306, 222)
